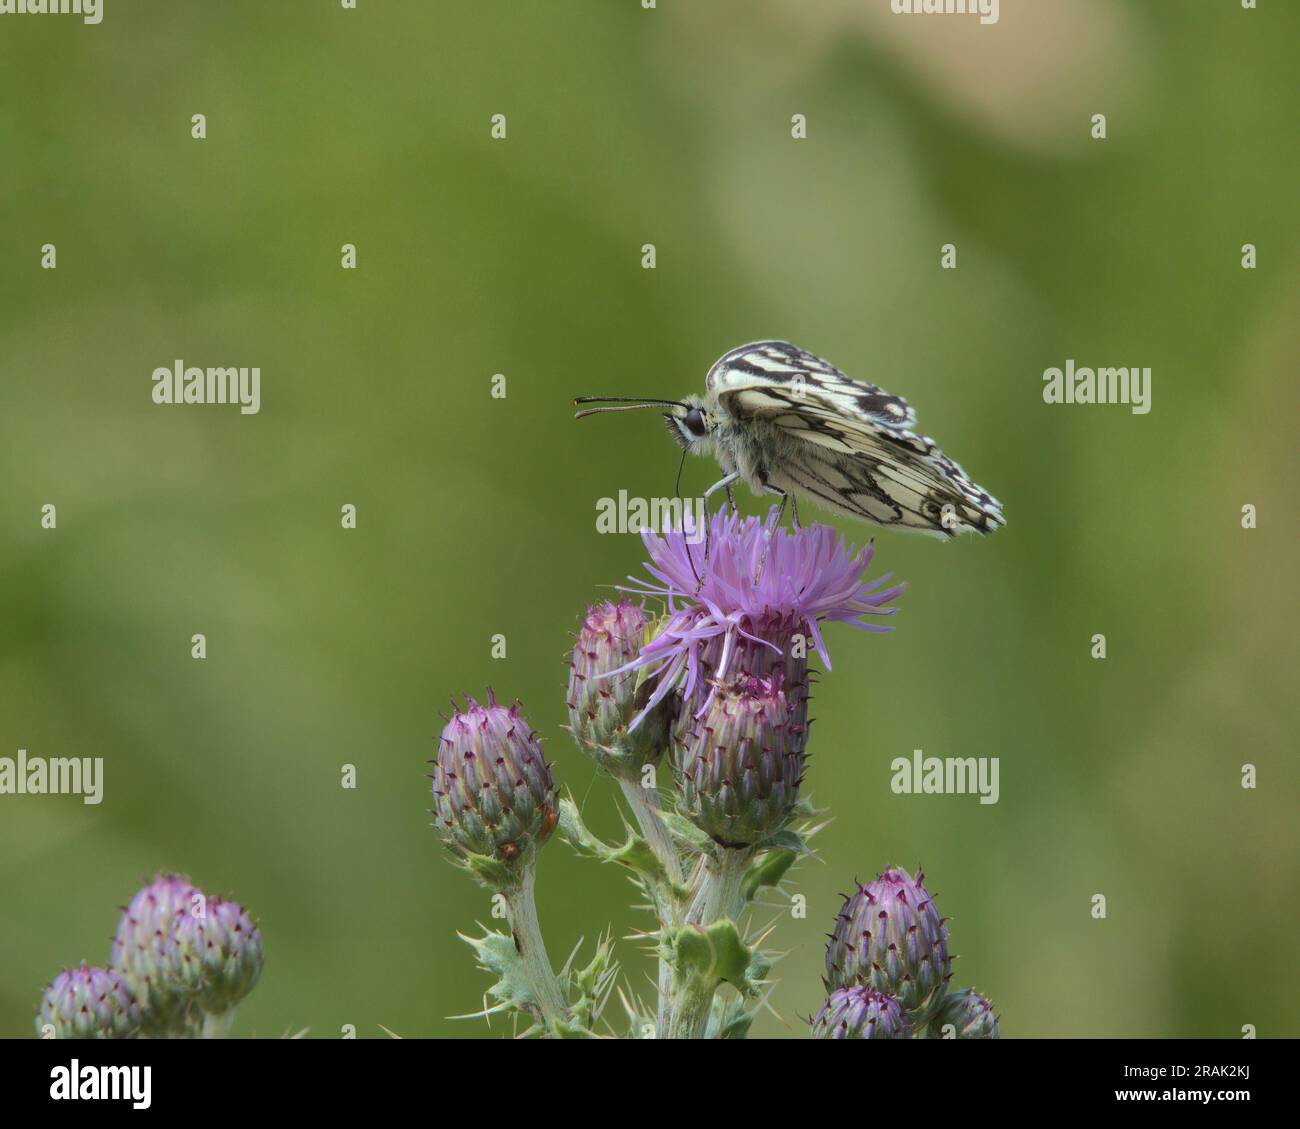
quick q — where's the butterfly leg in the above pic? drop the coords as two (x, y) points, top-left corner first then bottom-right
(700, 517), (710, 594)
(754, 489), (789, 584)
(760, 483), (799, 526)
(693, 472), (740, 591)
(703, 472), (740, 501)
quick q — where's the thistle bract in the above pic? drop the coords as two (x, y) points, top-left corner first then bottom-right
(811, 985), (911, 1039)
(175, 897), (264, 1015)
(669, 615), (812, 758)
(567, 600), (671, 775)
(433, 692), (558, 877)
(825, 866), (951, 1027)
(37, 964), (141, 1039)
(927, 987), (1000, 1039)
(679, 672), (806, 846)
(110, 872), (203, 1035)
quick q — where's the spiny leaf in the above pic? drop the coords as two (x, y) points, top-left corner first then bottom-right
(742, 849), (798, 902)
(752, 829), (811, 856)
(458, 930), (538, 1014)
(559, 797), (682, 898)
(463, 852), (522, 891)
(667, 919), (764, 997)
(657, 810), (716, 855)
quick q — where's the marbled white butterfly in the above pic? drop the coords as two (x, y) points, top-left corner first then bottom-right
(576, 340), (1004, 537)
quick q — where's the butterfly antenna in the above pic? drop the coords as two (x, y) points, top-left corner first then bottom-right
(574, 397), (689, 419)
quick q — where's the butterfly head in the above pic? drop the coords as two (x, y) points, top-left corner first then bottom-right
(663, 395), (712, 452)
(573, 393), (713, 454)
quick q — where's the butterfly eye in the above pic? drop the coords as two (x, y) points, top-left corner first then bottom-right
(683, 408), (707, 437)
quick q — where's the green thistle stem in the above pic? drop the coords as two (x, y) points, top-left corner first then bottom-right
(617, 777), (680, 884)
(664, 847), (754, 1039)
(663, 976), (715, 1040)
(505, 870), (567, 1025)
(689, 846), (752, 926)
(616, 776), (681, 1037)
(200, 1010), (235, 1039)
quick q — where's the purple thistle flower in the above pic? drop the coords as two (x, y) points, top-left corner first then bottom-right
(110, 873), (263, 1034)
(432, 691), (559, 873)
(927, 986), (1001, 1039)
(825, 866), (952, 1028)
(37, 963), (141, 1039)
(111, 872), (204, 1035)
(619, 507), (903, 730)
(680, 671), (807, 846)
(810, 984), (911, 1040)
(174, 897), (264, 1016)
(566, 599), (672, 775)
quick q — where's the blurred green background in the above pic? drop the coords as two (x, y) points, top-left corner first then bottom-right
(1, 1), (1296, 1038)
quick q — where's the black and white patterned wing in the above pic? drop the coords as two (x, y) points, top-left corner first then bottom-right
(706, 340), (917, 428)
(707, 341), (1004, 536)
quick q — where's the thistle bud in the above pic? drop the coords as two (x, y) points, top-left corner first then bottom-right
(110, 873), (203, 1035)
(825, 866), (951, 1027)
(810, 985), (911, 1039)
(679, 672), (807, 847)
(37, 964), (141, 1039)
(433, 692), (558, 876)
(567, 600), (671, 775)
(927, 987), (1000, 1039)
(671, 622), (811, 755)
(175, 897), (264, 1015)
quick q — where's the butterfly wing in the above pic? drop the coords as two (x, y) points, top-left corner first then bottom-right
(707, 341), (1004, 536)
(707, 340), (917, 428)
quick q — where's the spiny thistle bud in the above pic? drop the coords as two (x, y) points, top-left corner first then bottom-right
(37, 964), (141, 1039)
(567, 600), (671, 775)
(825, 866), (951, 1028)
(810, 985), (911, 1040)
(174, 897), (264, 1015)
(678, 672), (807, 847)
(111, 872), (203, 1034)
(433, 691), (559, 878)
(927, 987), (1001, 1039)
